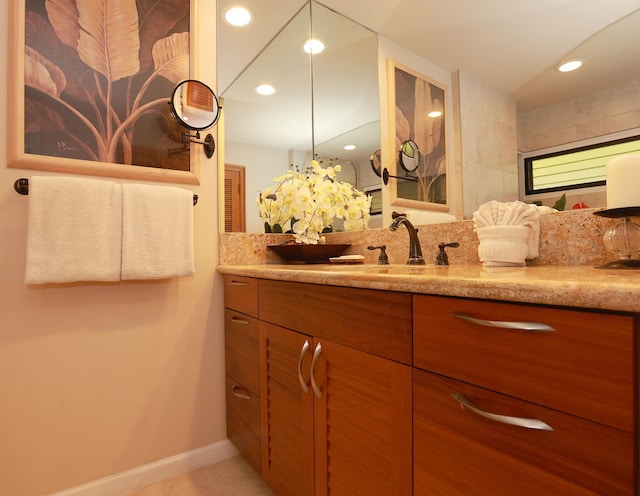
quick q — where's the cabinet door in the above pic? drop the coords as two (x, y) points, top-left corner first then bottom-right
(260, 321), (315, 496)
(260, 321), (413, 496)
(313, 339), (413, 496)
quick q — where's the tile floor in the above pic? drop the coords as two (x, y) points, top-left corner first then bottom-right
(126, 456), (274, 496)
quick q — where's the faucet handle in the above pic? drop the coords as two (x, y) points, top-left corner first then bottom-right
(368, 245), (390, 265)
(436, 242), (460, 266)
(391, 211), (407, 220)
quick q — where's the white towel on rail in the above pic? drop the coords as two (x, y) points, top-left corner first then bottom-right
(121, 183), (194, 280)
(25, 176), (123, 284)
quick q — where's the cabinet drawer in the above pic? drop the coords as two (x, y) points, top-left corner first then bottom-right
(224, 275), (259, 317)
(224, 309), (260, 396)
(259, 279), (412, 364)
(226, 375), (261, 475)
(414, 370), (634, 495)
(413, 295), (635, 431)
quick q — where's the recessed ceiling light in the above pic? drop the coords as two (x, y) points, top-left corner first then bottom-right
(557, 58), (585, 73)
(224, 6), (253, 27)
(255, 84), (275, 96)
(303, 38), (325, 54)
(428, 110), (442, 118)
(343, 144), (357, 151)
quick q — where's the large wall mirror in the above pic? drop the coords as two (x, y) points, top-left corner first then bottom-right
(218, 0), (380, 233)
(219, 1), (640, 232)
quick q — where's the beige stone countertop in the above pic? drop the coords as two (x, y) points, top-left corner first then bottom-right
(218, 264), (640, 313)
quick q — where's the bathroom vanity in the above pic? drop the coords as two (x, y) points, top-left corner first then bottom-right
(220, 264), (639, 495)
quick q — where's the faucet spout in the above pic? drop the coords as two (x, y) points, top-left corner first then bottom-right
(389, 212), (426, 265)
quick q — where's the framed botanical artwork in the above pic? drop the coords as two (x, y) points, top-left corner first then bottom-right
(8, 0), (202, 184)
(386, 59), (449, 211)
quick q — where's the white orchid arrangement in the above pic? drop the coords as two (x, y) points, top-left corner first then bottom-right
(257, 160), (371, 244)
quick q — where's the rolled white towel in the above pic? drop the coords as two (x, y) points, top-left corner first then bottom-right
(473, 200), (541, 260)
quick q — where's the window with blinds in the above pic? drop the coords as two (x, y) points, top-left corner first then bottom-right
(524, 134), (640, 195)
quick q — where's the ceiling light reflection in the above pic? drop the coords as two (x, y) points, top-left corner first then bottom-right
(303, 39), (325, 54)
(224, 6), (253, 27)
(255, 84), (275, 96)
(557, 59), (584, 72)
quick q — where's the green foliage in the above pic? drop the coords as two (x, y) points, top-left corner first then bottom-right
(552, 193), (566, 211)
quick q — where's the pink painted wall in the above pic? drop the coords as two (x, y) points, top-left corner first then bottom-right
(0, 3), (227, 495)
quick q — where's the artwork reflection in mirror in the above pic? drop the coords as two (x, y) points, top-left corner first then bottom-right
(20, 0), (191, 174)
(389, 60), (448, 211)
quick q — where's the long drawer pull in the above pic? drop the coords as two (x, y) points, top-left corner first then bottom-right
(230, 316), (249, 325)
(298, 340), (311, 394)
(229, 280), (249, 286)
(453, 312), (555, 332)
(451, 393), (553, 431)
(231, 384), (251, 400)
(311, 342), (323, 399)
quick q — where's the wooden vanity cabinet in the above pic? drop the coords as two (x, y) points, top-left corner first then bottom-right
(223, 275), (638, 495)
(412, 295), (637, 495)
(223, 276), (261, 474)
(258, 279), (413, 496)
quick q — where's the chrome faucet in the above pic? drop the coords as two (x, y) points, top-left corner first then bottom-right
(389, 212), (426, 265)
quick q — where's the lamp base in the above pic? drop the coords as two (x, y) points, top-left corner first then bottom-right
(595, 259), (640, 269)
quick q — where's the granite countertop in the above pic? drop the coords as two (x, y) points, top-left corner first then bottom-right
(217, 263), (640, 313)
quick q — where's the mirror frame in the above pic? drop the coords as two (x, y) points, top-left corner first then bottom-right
(7, 0), (204, 185)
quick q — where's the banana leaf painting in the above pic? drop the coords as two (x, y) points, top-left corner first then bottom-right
(24, 0), (191, 171)
(389, 60), (448, 211)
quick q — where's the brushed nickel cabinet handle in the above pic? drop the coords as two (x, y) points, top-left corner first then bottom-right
(451, 393), (553, 431)
(298, 340), (311, 394)
(311, 342), (323, 399)
(453, 311), (555, 332)
(230, 316), (249, 325)
(229, 280), (249, 286)
(231, 384), (251, 400)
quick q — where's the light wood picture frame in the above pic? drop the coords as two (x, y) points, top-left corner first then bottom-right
(387, 59), (449, 211)
(8, 0), (203, 185)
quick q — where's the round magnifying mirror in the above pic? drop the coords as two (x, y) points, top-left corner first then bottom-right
(370, 149), (382, 177)
(170, 79), (220, 130)
(399, 139), (421, 172)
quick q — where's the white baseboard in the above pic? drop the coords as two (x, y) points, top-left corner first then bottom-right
(48, 440), (239, 496)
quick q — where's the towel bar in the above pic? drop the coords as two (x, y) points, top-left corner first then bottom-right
(14, 178), (199, 205)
